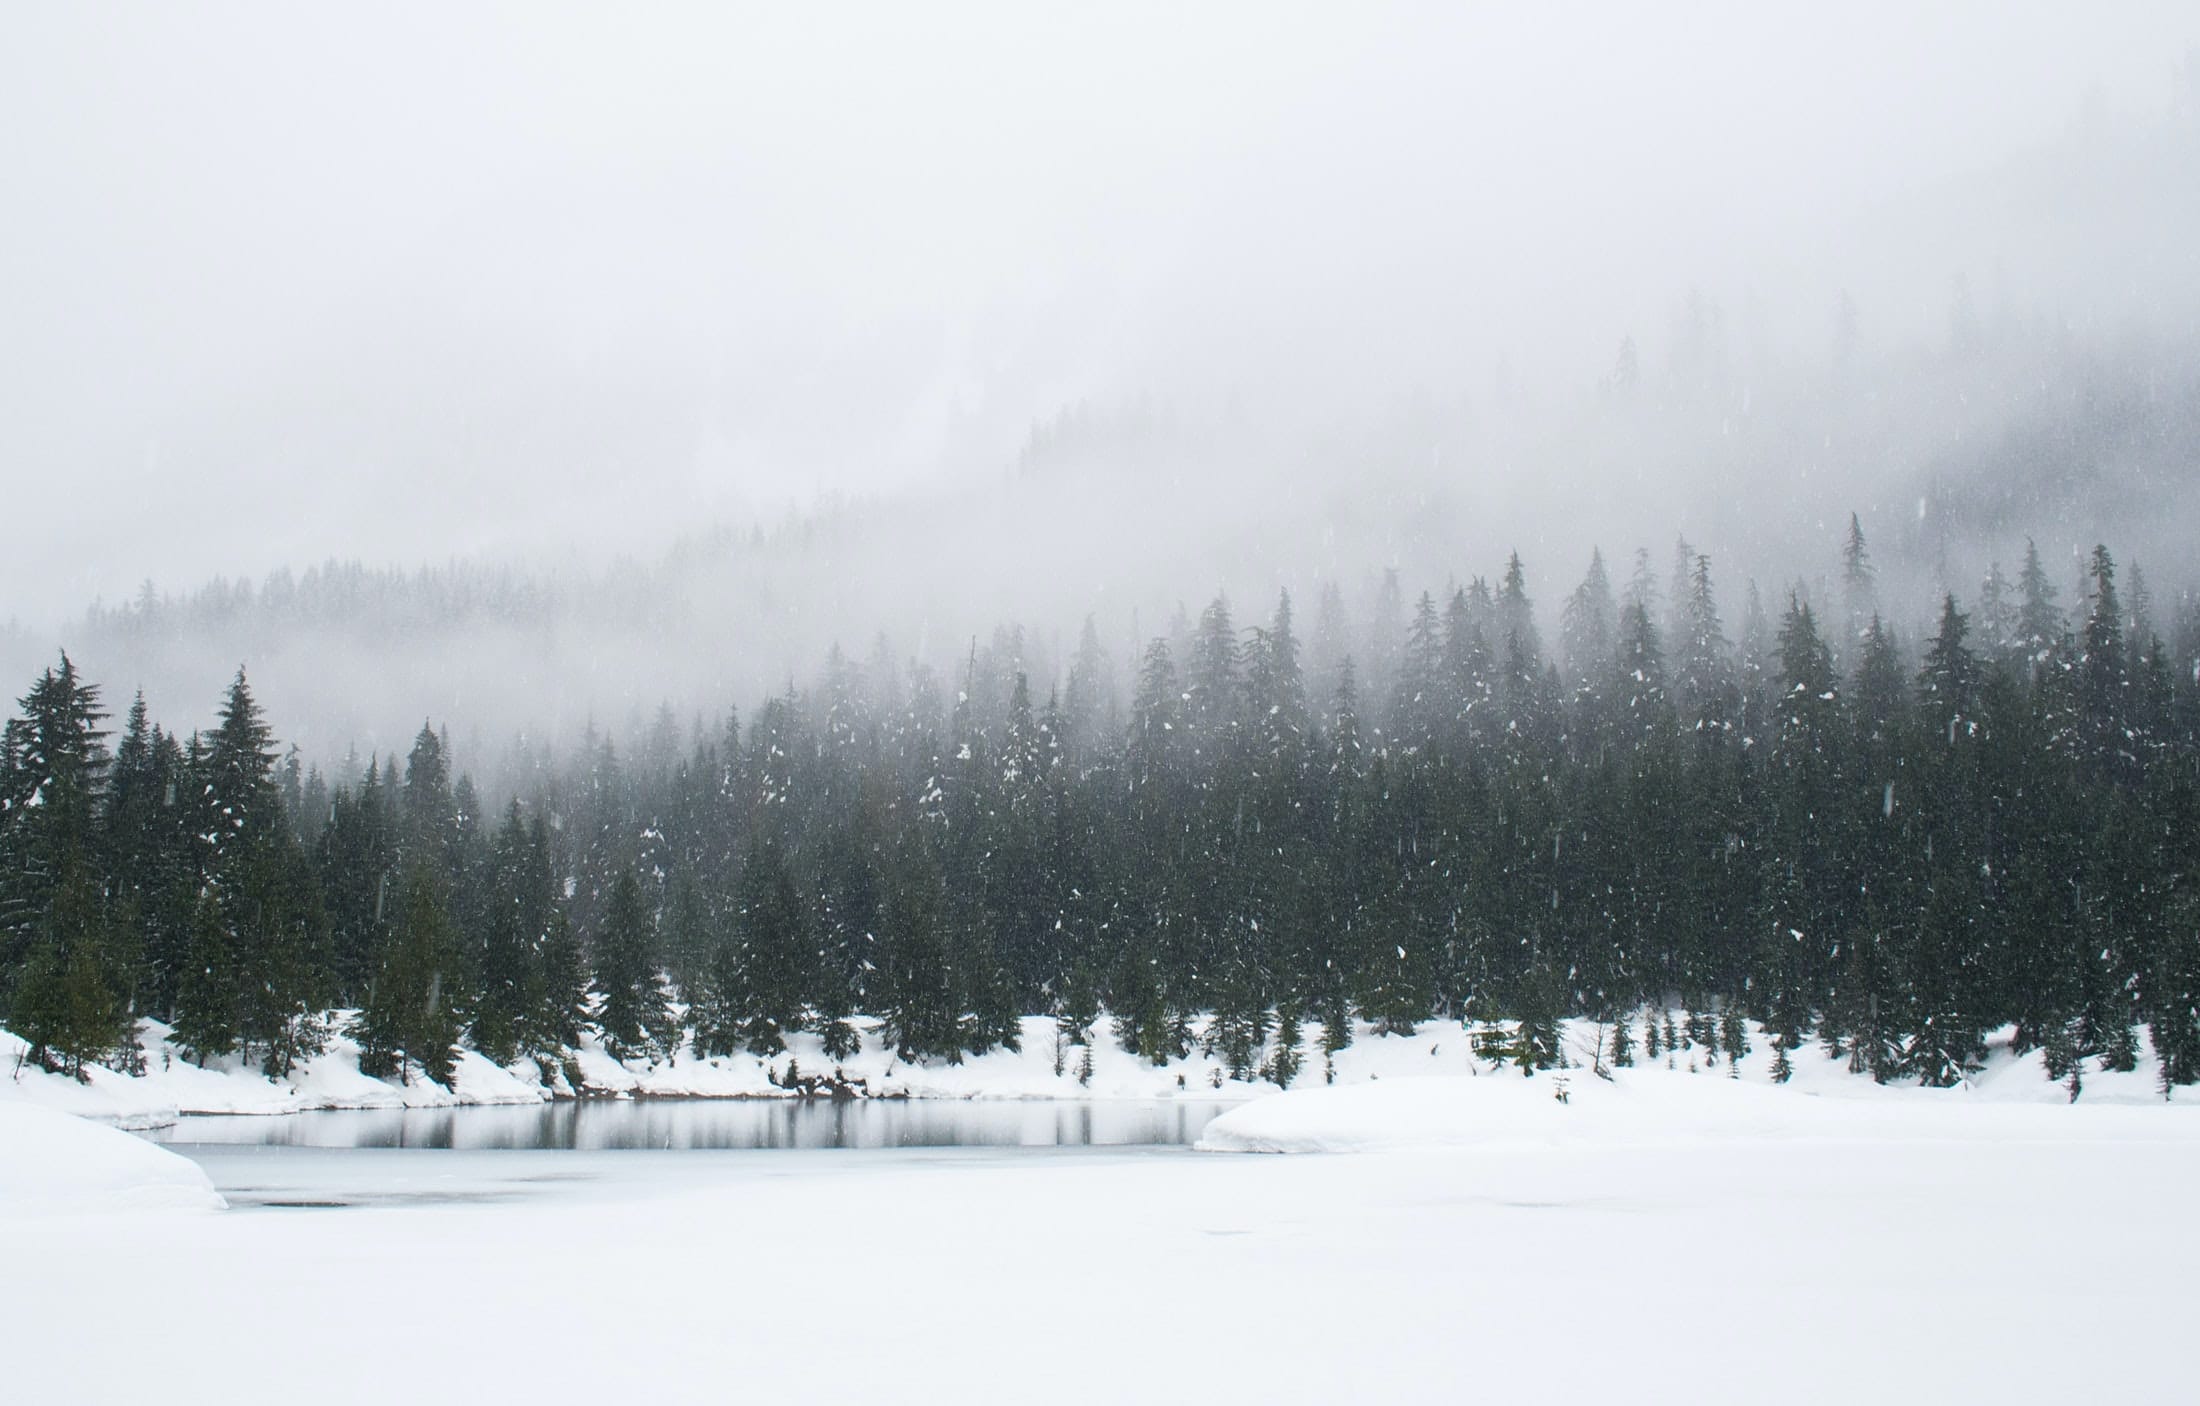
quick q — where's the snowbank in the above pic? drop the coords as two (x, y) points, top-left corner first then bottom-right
(583, 1014), (1286, 1101)
(1, 1021), (548, 1127)
(1201, 1068), (1598, 1152)
(1199, 1035), (2200, 1155)
(1194, 1065), (1824, 1152)
(0, 1101), (224, 1217)
(1, 1028), (181, 1129)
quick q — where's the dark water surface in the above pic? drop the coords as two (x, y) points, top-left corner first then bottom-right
(147, 1096), (1238, 1152)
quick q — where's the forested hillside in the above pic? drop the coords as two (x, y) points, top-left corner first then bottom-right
(5, 521), (2198, 1099)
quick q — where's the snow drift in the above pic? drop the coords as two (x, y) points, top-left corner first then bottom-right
(0, 1101), (224, 1217)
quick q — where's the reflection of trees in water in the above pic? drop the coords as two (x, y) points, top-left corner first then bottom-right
(161, 1098), (1239, 1151)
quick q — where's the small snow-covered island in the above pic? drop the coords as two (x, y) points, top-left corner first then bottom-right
(9, 4), (2200, 1402)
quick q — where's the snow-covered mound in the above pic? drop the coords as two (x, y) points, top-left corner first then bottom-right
(1, 1028), (182, 1129)
(1198, 1050), (2200, 1155)
(0, 1101), (224, 1217)
(1193, 1067), (1815, 1153)
(1198, 1071), (1578, 1152)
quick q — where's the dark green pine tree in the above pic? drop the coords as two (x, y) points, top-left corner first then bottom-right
(1266, 1001), (1304, 1088)
(1718, 1004), (1750, 1074)
(352, 863), (463, 1086)
(2148, 924), (2200, 1094)
(1974, 561), (2022, 667)
(1497, 551), (1543, 675)
(948, 878), (1021, 1059)
(1185, 593), (1240, 758)
(317, 757), (397, 1005)
(727, 838), (813, 1055)
(469, 800), (538, 1065)
(1061, 615), (1115, 766)
(2015, 538), (2063, 673)
(2143, 775), (2200, 1092)
(1849, 616), (1905, 747)
(1110, 935), (1174, 1067)
(687, 923), (749, 1060)
(9, 858), (129, 1078)
(1777, 596), (1838, 719)
(874, 837), (965, 1061)
(1511, 964), (1565, 1073)
(401, 722), (462, 877)
(1672, 553), (1735, 731)
(98, 692), (165, 1023)
(1609, 596), (1673, 748)
(1126, 638), (1181, 789)
(1607, 1008), (1635, 1068)
(1244, 590), (1310, 768)
(1, 656), (133, 1075)
(534, 907), (593, 1052)
(1392, 590), (1444, 747)
(1441, 589), (1495, 751)
(593, 869), (674, 1061)
(114, 718), (198, 1023)
(1327, 656), (1364, 780)
(226, 818), (333, 1077)
(170, 893), (241, 1065)
(202, 669), (278, 857)
(184, 668), (330, 1075)
(1053, 959), (1101, 1049)
(1559, 550), (1618, 702)
(1840, 512), (1878, 656)
(2076, 544), (2130, 775)
(1917, 595), (1980, 736)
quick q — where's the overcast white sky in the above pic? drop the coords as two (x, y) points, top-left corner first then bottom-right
(4, 2), (2197, 628)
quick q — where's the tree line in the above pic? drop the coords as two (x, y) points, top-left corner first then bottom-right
(5, 520), (2198, 1099)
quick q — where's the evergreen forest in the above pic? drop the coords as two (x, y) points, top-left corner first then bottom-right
(6, 520), (2199, 1100)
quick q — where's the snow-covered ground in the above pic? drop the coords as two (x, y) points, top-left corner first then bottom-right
(4, 1052), (2197, 1404)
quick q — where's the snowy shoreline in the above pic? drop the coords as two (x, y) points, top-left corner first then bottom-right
(9, 1008), (2198, 1133)
(4, 1011), (1294, 1128)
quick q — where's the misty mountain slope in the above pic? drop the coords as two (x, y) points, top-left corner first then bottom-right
(12, 68), (2200, 759)
(15, 317), (2194, 764)
(1910, 336), (2200, 566)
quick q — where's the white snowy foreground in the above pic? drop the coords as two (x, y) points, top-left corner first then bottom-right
(5, 1056), (2199, 1403)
